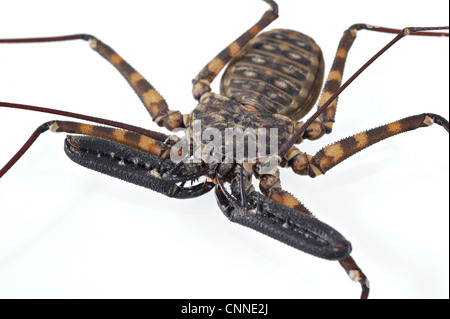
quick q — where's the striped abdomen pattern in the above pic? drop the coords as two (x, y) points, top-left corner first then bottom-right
(221, 29), (324, 122)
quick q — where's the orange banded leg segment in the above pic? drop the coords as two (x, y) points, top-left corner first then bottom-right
(49, 121), (170, 158)
(258, 170), (369, 298)
(0, 34), (184, 131)
(290, 113), (449, 177)
(304, 24), (450, 141)
(258, 171), (313, 217)
(0, 119), (173, 178)
(192, 0), (278, 100)
(305, 27), (357, 140)
(88, 38), (184, 131)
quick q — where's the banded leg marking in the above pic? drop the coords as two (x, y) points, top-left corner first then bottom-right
(0, 119), (173, 178)
(50, 121), (171, 157)
(89, 38), (184, 131)
(304, 24), (449, 141)
(192, 0), (279, 100)
(258, 170), (368, 298)
(258, 171), (313, 216)
(304, 27), (357, 140)
(0, 34), (184, 131)
(340, 256), (370, 299)
(290, 113), (449, 177)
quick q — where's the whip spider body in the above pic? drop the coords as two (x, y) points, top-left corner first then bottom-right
(0, 0), (448, 298)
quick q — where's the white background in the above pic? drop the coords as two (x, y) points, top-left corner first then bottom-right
(0, 0), (448, 299)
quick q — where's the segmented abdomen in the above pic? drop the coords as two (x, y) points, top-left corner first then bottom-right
(221, 29), (324, 122)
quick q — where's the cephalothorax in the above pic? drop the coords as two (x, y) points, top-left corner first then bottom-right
(1, 0), (448, 298)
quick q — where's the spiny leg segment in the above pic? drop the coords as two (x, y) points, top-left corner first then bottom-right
(278, 26), (448, 158)
(288, 113), (449, 177)
(269, 25), (447, 298)
(258, 170), (313, 216)
(1, 3), (448, 300)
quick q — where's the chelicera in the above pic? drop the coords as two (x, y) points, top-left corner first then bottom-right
(0, 0), (448, 298)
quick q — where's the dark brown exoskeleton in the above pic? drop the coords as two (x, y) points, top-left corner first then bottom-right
(0, 0), (449, 298)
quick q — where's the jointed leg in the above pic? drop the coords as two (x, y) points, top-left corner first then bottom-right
(340, 256), (370, 299)
(303, 24), (449, 141)
(192, 0), (278, 100)
(257, 170), (369, 298)
(258, 169), (312, 216)
(88, 38), (185, 131)
(50, 121), (171, 157)
(0, 119), (171, 178)
(0, 0), (280, 129)
(288, 113), (449, 177)
(301, 26), (357, 141)
(0, 34), (184, 131)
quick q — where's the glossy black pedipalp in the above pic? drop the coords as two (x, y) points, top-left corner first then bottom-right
(64, 135), (214, 199)
(215, 177), (351, 260)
